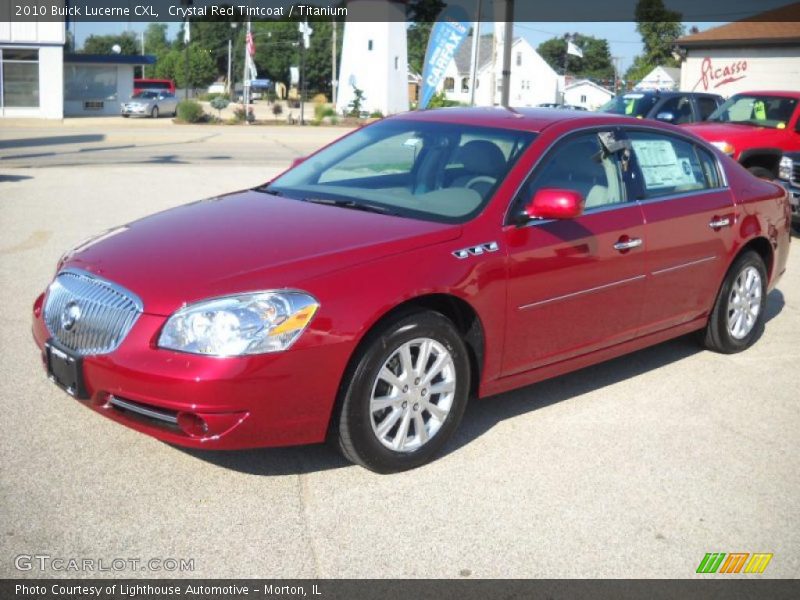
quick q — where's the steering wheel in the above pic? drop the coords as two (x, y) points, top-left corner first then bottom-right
(465, 175), (497, 191)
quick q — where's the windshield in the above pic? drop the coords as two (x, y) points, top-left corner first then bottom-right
(133, 91), (158, 99)
(600, 93), (658, 118)
(264, 119), (537, 223)
(707, 94), (798, 129)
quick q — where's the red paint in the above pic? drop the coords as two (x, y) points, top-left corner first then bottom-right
(32, 109), (792, 450)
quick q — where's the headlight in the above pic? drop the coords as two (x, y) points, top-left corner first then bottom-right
(779, 156), (793, 181)
(158, 291), (319, 356)
(711, 141), (735, 156)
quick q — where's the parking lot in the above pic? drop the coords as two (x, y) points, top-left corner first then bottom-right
(0, 122), (798, 579)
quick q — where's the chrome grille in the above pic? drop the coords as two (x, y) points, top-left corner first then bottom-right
(43, 268), (143, 356)
(792, 161), (800, 186)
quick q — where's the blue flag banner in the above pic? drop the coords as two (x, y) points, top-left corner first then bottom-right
(419, 8), (470, 110)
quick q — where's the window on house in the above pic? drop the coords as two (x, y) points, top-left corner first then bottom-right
(581, 95), (587, 103)
(368, 40), (373, 51)
(516, 52), (522, 67)
(444, 77), (455, 92)
(461, 78), (469, 92)
(394, 56), (398, 70)
(1, 48), (40, 108)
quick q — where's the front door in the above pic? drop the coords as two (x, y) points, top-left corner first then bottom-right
(502, 130), (647, 376)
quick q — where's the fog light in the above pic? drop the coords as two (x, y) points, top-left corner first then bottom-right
(177, 412), (209, 437)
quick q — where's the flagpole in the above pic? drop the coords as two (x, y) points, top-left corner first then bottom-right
(243, 19), (251, 124)
(468, 0), (482, 106)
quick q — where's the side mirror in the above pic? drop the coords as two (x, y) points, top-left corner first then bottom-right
(520, 188), (585, 222)
(655, 111), (675, 123)
(290, 156), (306, 169)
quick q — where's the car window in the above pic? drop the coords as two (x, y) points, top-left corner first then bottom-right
(657, 96), (694, 124)
(268, 120), (536, 224)
(696, 96), (719, 121)
(518, 132), (626, 211)
(600, 93), (658, 118)
(707, 94), (798, 129)
(628, 131), (718, 198)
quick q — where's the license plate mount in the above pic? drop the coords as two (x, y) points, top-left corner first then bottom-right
(45, 339), (87, 399)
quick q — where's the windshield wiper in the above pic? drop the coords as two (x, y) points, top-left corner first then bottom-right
(254, 185), (282, 195)
(301, 197), (398, 216)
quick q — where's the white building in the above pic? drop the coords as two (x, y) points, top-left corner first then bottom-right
(635, 66), (681, 91)
(438, 34), (559, 107)
(0, 21), (65, 118)
(677, 7), (800, 96)
(336, 0), (409, 116)
(563, 79), (614, 110)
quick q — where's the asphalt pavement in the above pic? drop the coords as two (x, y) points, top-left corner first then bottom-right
(0, 121), (798, 579)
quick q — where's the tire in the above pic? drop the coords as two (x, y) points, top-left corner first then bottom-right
(151, 106), (159, 119)
(122, 114), (129, 118)
(747, 166), (774, 180)
(334, 310), (471, 473)
(701, 250), (767, 354)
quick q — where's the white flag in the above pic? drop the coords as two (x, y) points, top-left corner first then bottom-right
(298, 21), (313, 50)
(567, 40), (583, 58)
(183, 21), (191, 44)
(247, 54), (258, 81)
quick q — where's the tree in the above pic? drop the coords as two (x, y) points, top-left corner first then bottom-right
(537, 34), (615, 80)
(81, 32), (138, 55)
(144, 23), (171, 58)
(625, 0), (685, 82)
(155, 45), (217, 89)
(406, 0), (446, 75)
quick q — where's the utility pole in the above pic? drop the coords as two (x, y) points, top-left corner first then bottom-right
(243, 19), (251, 121)
(227, 38), (232, 98)
(140, 31), (145, 78)
(331, 18), (338, 106)
(612, 56), (621, 94)
(468, 0), (482, 106)
(499, 1), (514, 108)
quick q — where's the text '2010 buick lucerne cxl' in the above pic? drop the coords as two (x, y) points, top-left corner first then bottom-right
(32, 108), (791, 472)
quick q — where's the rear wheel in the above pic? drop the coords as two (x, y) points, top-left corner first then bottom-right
(151, 106), (159, 119)
(335, 310), (470, 473)
(701, 251), (767, 353)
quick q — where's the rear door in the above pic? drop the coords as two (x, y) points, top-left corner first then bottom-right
(502, 129), (647, 375)
(626, 128), (736, 335)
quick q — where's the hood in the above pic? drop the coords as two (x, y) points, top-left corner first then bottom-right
(63, 190), (462, 315)
(682, 121), (782, 148)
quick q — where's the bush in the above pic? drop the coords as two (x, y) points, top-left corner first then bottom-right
(425, 91), (463, 109)
(312, 93), (328, 105)
(210, 95), (230, 118)
(233, 105), (255, 123)
(271, 103), (283, 122)
(369, 110), (384, 118)
(176, 100), (205, 123)
(198, 92), (225, 102)
(313, 103), (335, 123)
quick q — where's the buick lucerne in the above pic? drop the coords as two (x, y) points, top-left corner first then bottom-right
(32, 108), (791, 472)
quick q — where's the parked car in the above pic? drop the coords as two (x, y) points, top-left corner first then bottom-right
(32, 108), (791, 472)
(600, 90), (724, 124)
(121, 90), (178, 118)
(778, 152), (800, 232)
(682, 91), (800, 180)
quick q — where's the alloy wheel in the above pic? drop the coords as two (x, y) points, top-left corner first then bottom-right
(726, 265), (762, 339)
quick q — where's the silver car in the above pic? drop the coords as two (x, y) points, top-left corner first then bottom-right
(121, 90), (178, 118)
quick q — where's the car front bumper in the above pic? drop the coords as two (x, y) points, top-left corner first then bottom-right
(121, 105), (149, 116)
(782, 180), (800, 224)
(32, 292), (349, 450)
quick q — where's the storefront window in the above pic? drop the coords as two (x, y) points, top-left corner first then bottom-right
(64, 65), (118, 101)
(1, 48), (40, 108)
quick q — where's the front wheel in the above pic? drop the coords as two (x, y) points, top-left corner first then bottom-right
(701, 251), (767, 353)
(334, 311), (470, 473)
(151, 106), (159, 119)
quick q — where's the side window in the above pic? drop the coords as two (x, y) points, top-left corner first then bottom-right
(629, 131), (716, 197)
(696, 96), (719, 121)
(519, 132), (626, 211)
(696, 146), (722, 188)
(658, 95), (694, 124)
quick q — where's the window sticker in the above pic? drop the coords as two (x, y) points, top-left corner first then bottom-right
(632, 140), (700, 189)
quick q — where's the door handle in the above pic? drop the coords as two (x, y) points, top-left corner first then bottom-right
(614, 237), (643, 251)
(709, 217), (731, 229)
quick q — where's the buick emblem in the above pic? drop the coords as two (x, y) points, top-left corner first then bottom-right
(61, 301), (81, 332)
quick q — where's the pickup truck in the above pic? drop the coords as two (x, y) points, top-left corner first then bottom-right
(682, 91), (800, 180)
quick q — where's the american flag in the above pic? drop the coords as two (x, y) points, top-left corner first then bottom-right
(246, 31), (255, 57)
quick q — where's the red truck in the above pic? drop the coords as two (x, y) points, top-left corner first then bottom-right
(682, 91), (800, 180)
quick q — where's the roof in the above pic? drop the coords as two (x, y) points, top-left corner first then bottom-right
(677, 3), (800, 47)
(453, 34), (495, 74)
(657, 67), (681, 82)
(390, 106), (657, 133)
(564, 79), (615, 95)
(65, 53), (156, 65)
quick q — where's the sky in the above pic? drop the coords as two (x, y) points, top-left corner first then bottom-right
(73, 20), (726, 74)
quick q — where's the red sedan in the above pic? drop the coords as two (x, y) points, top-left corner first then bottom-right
(32, 108), (791, 472)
